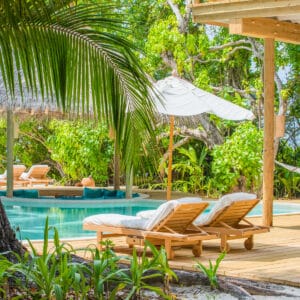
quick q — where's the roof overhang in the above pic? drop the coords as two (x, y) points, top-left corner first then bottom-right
(191, 0), (300, 44)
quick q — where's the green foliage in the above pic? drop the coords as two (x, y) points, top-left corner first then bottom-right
(120, 241), (177, 299)
(275, 144), (300, 198)
(6, 217), (81, 299)
(0, 0), (157, 185)
(0, 255), (13, 298)
(48, 120), (113, 184)
(195, 251), (226, 289)
(172, 145), (208, 194)
(14, 119), (53, 167)
(80, 240), (125, 300)
(1, 219), (177, 299)
(211, 123), (263, 194)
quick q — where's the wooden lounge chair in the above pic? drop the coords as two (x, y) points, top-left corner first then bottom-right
(194, 193), (270, 252)
(0, 165), (29, 187)
(83, 198), (217, 259)
(20, 164), (52, 186)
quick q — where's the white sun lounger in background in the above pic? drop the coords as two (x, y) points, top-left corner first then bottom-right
(0, 164), (29, 187)
(20, 164), (52, 186)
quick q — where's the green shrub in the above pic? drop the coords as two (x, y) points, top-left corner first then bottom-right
(210, 123), (263, 194)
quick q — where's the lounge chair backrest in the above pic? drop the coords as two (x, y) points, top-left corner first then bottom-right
(13, 165), (27, 180)
(207, 199), (259, 227)
(145, 198), (206, 231)
(24, 165), (50, 179)
(153, 202), (209, 233)
(194, 193), (257, 227)
(0, 165), (26, 180)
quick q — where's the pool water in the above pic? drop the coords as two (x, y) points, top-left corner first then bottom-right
(3, 199), (164, 240)
(2, 198), (300, 241)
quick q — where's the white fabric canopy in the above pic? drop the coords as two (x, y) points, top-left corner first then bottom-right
(275, 160), (300, 174)
(153, 76), (254, 120)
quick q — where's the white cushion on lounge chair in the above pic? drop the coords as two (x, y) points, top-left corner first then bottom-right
(137, 209), (157, 219)
(83, 197), (203, 231)
(194, 192), (257, 226)
(83, 214), (147, 229)
(136, 197), (203, 220)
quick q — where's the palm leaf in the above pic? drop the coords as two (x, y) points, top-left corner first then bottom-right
(0, 0), (156, 170)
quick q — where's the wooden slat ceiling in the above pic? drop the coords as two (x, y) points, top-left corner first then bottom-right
(191, 0), (300, 44)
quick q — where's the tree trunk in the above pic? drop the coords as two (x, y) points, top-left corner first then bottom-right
(0, 200), (25, 261)
(114, 140), (121, 190)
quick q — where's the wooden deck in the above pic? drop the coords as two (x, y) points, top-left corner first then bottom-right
(29, 213), (300, 287)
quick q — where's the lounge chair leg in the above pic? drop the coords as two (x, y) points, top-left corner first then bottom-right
(164, 240), (174, 260)
(220, 235), (230, 252)
(192, 241), (202, 257)
(244, 236), (254, 250)
(97, 231), (103, 250)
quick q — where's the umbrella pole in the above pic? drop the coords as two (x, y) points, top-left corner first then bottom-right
(167, 115), (175, 201)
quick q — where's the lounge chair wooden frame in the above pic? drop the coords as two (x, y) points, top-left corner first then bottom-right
(0, 165), (29, 187)
(24, 165), (52, 186)
(199, 199), (269, 252)
(83, 202), (217, 259)
(0, 179), (29, 187)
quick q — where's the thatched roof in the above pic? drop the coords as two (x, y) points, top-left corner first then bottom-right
(0, 71), (93, 119)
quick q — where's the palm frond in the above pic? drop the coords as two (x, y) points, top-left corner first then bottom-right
(0, 0), (157, 170)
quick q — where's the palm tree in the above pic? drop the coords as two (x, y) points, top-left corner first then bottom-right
(0, 0), (156, 255)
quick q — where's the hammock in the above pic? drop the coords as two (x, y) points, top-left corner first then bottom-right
(275, 161), (300, 174)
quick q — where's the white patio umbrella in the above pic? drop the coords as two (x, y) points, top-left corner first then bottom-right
(153, 75), (255, 200)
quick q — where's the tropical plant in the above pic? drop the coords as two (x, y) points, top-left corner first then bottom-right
(0, 216), (179, 299)
(120, 241), (177, 299)
(195, 251), (226, 290)
(80, 240), (125, 300)
(275, 173), (300, 199)
(0, 0), (157, 184)
(210, 123), (263, 194)
(0, 255), (13, 298)
(8, 218), (81, 299)
(0, 0), (157, 250)
(48, 119), (113, 184)
(172, 145), (208, 194)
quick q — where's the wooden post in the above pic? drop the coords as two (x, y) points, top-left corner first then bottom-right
(6, 109), (14, 198)
(166, 115), (175, 201)
(263, 38), (275, 227)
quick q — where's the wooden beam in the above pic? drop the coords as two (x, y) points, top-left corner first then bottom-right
(192, 0), (300, 23)
(263, 38), (275, 227)
(230, 18), (300, 44)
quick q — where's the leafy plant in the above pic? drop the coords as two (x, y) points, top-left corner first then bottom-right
(79, 240), (125, 300)
(211, 123), (263, 194)
(48, 120), (113, 184)
(195, 251), (226, 289)
(10, 217), (81, 299)
(120, 240), (177, 299)
(172, 145), (208, 194)
(0, 255), (13, 298)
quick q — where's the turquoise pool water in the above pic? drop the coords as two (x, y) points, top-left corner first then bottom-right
(3, 198), (164, 240)
(2, 198), (300, 241)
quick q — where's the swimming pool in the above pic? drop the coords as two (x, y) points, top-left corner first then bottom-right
(2, 198), (164, 240)
(2, 198), (300, 241)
